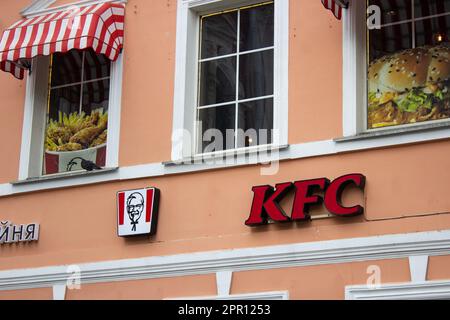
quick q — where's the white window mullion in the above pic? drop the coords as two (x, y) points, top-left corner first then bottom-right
(194, 16), (203, 155)
(234, 9), (241, 149)
(199, 46), (275, 63)
(411, 0), (416, 49)
(79, 51), (85, 114)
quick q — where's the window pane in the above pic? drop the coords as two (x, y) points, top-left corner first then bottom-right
(199, 57), (236, 106)
(198, 105), (236, 153)
(201, 11), (238, 59)
(414, 0), (450, 18)
(45, 49), (110, 176)
(415, 15), (450, 46)
(368, 0), (412, 25)
(238, 98), (273, 148)
(44, 102), (108, 175)
(367, 1), (450, 130)
(239, 50), (274, 100)
(48, 85), (81, 121)
(368, 45), (450, 129)
(369, 23), (412, 61)
(44, 107), (108, 174)
(83, 49), (111, 81)
(50, 50), (82, 87)
(240, 3), (274, 52)
(82, 79), (110, 115)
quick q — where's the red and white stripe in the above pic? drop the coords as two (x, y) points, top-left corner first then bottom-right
(321, 0), (349, 20)
(0, 2), (125, 80)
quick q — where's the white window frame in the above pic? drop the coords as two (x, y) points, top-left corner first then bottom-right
(346, 281), (450, 300)
(342, 0), (450, 138)
(17, 52), (124, 180)
(172, 0), (289, 161)
(170, 291), (289, 300)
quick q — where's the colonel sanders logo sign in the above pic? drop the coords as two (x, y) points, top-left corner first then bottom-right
(117, 188), (160, 237)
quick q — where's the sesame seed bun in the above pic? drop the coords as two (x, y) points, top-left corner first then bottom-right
(368, 45), (450, 94)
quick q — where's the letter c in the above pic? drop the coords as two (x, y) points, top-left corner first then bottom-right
(324, 174), (366, 217)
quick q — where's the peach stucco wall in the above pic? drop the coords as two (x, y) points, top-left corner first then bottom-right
(0, 0), (30, 184)
(0, 287), (52, 300)
(61, 254), (449, 300)
(0, 0), (449, 300)
(0, 141), (450, 271)
(63, 259), (411, 300)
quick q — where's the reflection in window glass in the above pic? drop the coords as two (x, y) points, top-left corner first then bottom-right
(44, 49), (110, 175)
(415, 15), (450, 46)
(367, 0), (450, 130)
(82, 79), (110, 114)
(369, 24), (412, 61)
(198, 105), (236, 153)
(201, 11), (238, 59)
(369, 0), (412, 25)
(199, 57), (236, 106)
(50, 50), (82, 87)
(48, 85), (81, 121)
(238, 98), (273, 148)
(240, 4), (274, 52)
(83, 49), (111, 81)
(239, 50), (274, 100)
(414, 0), (450, 18)
(197, 2), (274, 153)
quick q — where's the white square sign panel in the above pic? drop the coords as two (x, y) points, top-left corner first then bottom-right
(117, 188), (160, 237)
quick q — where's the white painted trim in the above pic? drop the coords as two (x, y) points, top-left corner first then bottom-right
(214, 291), (288, 300)
(0, 230), (450, 292)
(409, 256), (429, 283)
(18, 56), (50, 180)
(105, 51), (124, 168)
(21, 0), (55, 17)
(5, 125), (450, 197)
(172, 291), (289, 300)
(171, 0), (194, 160)
(216, 271), (233, 296)
(171, 0), (289, 160)
(342, 0), (366, 137)
(273, 0), (289, 147)
(18, 65), (37, 181)
(52, 284), (66, 300)
(346, 281), (450, 300)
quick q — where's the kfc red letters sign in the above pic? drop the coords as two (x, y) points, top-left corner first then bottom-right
(245, 174), (366, 226)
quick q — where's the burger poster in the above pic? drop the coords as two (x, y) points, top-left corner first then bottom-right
(368, 45), (450, 129)
(367, 1), (450, 130)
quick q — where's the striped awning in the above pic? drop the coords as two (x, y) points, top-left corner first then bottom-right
(321, 0), (349, 20)
(0, 2), (125, 80)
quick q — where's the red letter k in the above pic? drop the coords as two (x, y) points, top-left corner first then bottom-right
(245, 183), (293, 226)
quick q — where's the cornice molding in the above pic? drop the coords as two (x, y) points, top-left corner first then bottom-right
(21, 0), (127, 18)
(21, 0), (55, 17)
(0, 230), (450, 292)
(346, 281), (450, 300)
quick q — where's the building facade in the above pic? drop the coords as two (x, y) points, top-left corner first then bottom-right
(0, 0), (450, 300)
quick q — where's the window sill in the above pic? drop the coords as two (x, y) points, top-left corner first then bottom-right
(163, 144), (290, 167)
(11, 167), (119, 186)
(334, 121), (450, 143)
